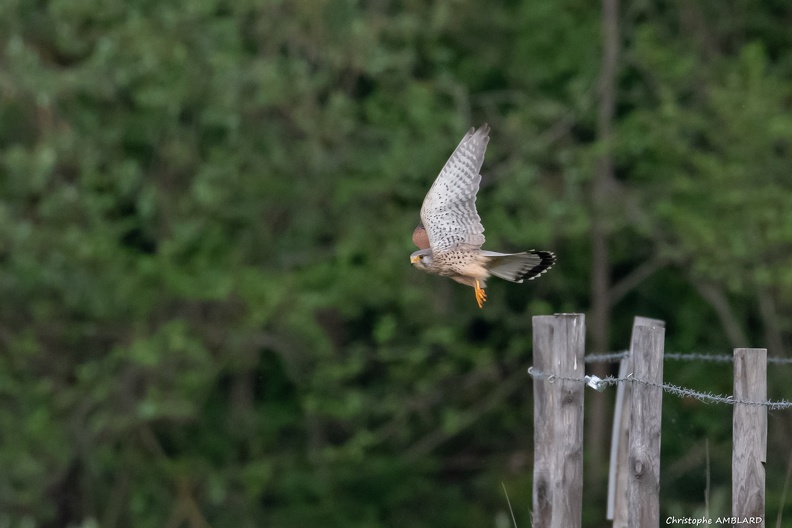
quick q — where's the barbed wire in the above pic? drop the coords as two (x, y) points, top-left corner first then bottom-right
(584, 351), (792, 365)
(584, 351), (630, 363)
(527, 367), (792, 410)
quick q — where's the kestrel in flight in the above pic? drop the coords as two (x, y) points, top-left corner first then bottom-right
(410, 124), (555, 308)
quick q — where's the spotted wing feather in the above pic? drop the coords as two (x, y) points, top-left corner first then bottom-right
(420, 124), (489, 255)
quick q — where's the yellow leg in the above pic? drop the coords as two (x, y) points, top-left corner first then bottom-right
(474, 279), (487, 308)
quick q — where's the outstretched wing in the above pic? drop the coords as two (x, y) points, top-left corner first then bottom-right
(420, 124), (489, 254)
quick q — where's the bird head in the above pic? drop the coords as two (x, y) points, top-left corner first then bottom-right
(410, 249), (433, 270)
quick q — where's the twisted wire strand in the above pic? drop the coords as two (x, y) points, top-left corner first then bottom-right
(583, 351), (792, 364)
(527, 367), (792, 410)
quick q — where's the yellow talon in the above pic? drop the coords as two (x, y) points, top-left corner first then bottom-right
(474, 280), (487, 308)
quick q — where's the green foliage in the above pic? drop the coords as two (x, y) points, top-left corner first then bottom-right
(1, 1), (792, 526)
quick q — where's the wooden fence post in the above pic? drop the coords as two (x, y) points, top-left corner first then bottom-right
(732, 348), (767, 528)
(607, 356), (632, 528)
(608, 317), (665, 527)
(532, 313), (586, 528)
(627, 323), (665, 528)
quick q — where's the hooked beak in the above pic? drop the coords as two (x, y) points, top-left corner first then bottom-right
(410, 255), (421, 264)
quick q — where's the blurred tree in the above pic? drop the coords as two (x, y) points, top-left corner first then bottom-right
(0, 0), (791, 526)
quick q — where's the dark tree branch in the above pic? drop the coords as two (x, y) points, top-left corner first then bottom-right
(404, 370), (525, 460)
(756, 288), (784, 356)
(609, 256), (667, 308)
(690, 280), (749, 349)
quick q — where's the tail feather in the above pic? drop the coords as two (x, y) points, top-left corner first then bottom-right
(482, 250), (556, 283)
